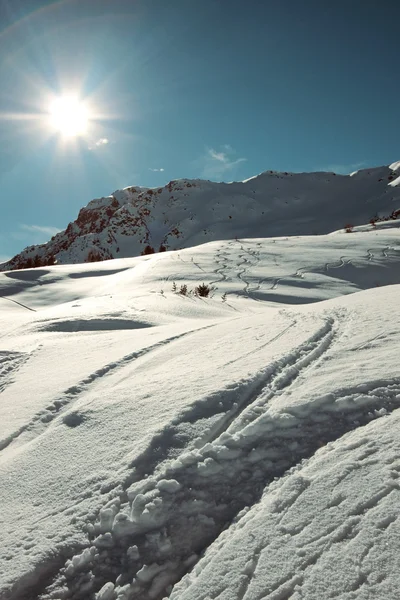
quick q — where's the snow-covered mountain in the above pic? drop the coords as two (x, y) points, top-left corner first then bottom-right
(2, 162), (400, 271)
(1, 164), (400, 600)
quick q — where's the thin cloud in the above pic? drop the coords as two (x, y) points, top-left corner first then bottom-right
(201, 145), (246, 179)
(319, 161), (366, 175)
(88, 138), (109, 150)
(149, 168), (165, 172)
(20, 224), (61, 237)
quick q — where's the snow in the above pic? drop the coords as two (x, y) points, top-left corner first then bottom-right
(1, 174), (400, 599)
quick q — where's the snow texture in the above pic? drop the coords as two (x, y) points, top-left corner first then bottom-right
(1, 165), (400, 600)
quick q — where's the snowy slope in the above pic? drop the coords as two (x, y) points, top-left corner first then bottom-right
(1, 220), (400, 600)
(2, 162), (400, 271)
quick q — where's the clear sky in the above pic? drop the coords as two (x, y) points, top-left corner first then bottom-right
(0, 0), (399, 260)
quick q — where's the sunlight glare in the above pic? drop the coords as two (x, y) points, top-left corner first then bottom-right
(48, 96), (89, 137)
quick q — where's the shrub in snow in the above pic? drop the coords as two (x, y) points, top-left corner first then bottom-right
(194, 283), (211, 297)
(86, 249), (104, 263)
(179, 284), (188, 296)
(368, 209), (400, 227)
(14, 253), (57, 269)
(33, 254), (42, 267)
(141, 245), (155, 255)
(344, 223), (354, 233)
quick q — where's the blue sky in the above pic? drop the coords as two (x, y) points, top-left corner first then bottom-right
(0, 0), (399, 260)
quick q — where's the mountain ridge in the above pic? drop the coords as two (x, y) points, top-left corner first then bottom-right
(2, 163), (400, 271)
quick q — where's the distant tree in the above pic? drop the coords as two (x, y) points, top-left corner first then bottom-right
(86, 249), (103, 262)
(141, 245), (155, 255)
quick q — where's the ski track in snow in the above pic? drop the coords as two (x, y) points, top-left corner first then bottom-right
(0, 295), (36, 312)
(34, 310), (400, 600)
(208, 240), (400, 297)
(0, 351), (32, 395)
(0, 323), (219, 455)
(209, 244), (232, 286)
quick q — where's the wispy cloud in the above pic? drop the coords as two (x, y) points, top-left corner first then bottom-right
(200, 145), (246, 179)
(319, 161), (366, 175)
(20, 224), (61, 237)
(10, 224), (61, 246)
(149, 167), (165, 172)
(88, 138), (109, 150)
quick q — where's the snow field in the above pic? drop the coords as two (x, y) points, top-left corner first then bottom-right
(0, 224), (399, 599)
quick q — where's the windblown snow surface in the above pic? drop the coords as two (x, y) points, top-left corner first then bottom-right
(1, 219), (400, 599)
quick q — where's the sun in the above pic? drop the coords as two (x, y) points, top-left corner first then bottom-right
(48, 96), (89, 137)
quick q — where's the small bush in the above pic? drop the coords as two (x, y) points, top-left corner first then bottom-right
(344, 223), (354, 233)
(33, 254), (42, 267)
(141, 245), (155, 255)
(87, 249), (103, 263)
(179, 284), (188, 296)
(195, 283), (211, 297)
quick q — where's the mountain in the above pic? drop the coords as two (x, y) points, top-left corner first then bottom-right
(2, 162), (400, 271)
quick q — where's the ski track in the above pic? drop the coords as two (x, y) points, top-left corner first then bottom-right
(31, 310), (400, 600)
(0, 351), (31, 395)
(0, 323), (219, 455)
(0, 295), (36, 312)
(210, 241), (263, 300)
(228, 241), (400, 296)
(189, 256), (206, 273)
(209, 244), (232, 286)
(236, 549), (262, 600)
(236, 243), (262, 299)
